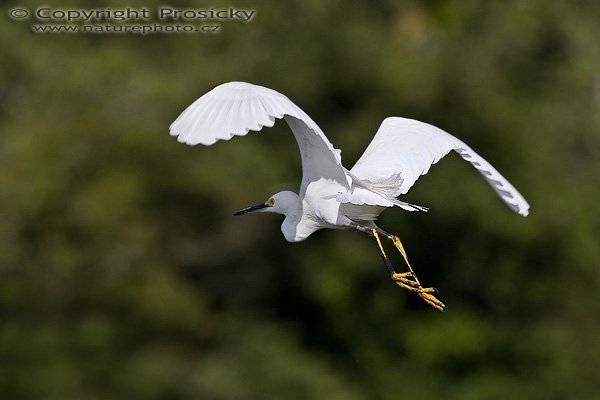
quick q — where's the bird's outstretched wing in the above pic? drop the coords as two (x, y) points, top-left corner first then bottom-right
(348, 117), (530, 216)
(169, 82), (350, 192)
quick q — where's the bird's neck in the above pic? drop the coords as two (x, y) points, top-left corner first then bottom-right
(280, 201), (303, 242)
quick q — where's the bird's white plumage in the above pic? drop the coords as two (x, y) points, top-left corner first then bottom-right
(170, 81), (529, 241)
(350, 117), (529, 216)
(169, 82), (350, 194)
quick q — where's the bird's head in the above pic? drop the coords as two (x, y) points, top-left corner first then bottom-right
(233, 191), (299, 217)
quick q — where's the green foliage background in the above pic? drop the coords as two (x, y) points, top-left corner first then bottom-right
(1, 1), (599, 399)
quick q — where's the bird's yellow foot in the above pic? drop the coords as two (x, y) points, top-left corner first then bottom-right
(392, 272), (420, 292)
(419, 291), (445, 312)
(392, 272), (446, 312)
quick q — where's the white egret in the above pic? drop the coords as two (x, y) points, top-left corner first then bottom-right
(169, 82), (530, 311)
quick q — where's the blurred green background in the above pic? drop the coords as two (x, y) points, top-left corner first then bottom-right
(1, 0), (599, 399)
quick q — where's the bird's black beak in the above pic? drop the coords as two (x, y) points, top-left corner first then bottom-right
(233, 202), (269, 216)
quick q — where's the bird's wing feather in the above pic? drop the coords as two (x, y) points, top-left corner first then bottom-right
(336, 185), (429, 212)
(349, 117), (530, 216)
(170, 82), (350, 192)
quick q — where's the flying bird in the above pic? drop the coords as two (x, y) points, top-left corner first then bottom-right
(169, 82), (530, 311)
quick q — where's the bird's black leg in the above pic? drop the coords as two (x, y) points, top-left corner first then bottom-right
(373, 228), (419, 280)
(351, 224), (400, 277)
(352, 224), (394, 275)
(351, 223), (445, 311)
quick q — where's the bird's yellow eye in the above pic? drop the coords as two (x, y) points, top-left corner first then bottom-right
(266, 198), (275, 207)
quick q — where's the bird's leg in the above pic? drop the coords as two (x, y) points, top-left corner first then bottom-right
(373, 228), (445, 311)
(374, 228), (418, 281)
(350, 223), (445, 311)
(351, 223), (419, 290)
(368, 227), (422, 292)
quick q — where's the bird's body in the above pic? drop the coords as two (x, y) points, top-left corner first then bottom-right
(280, 179), (398, 241)
(170, 81), (530, 311)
